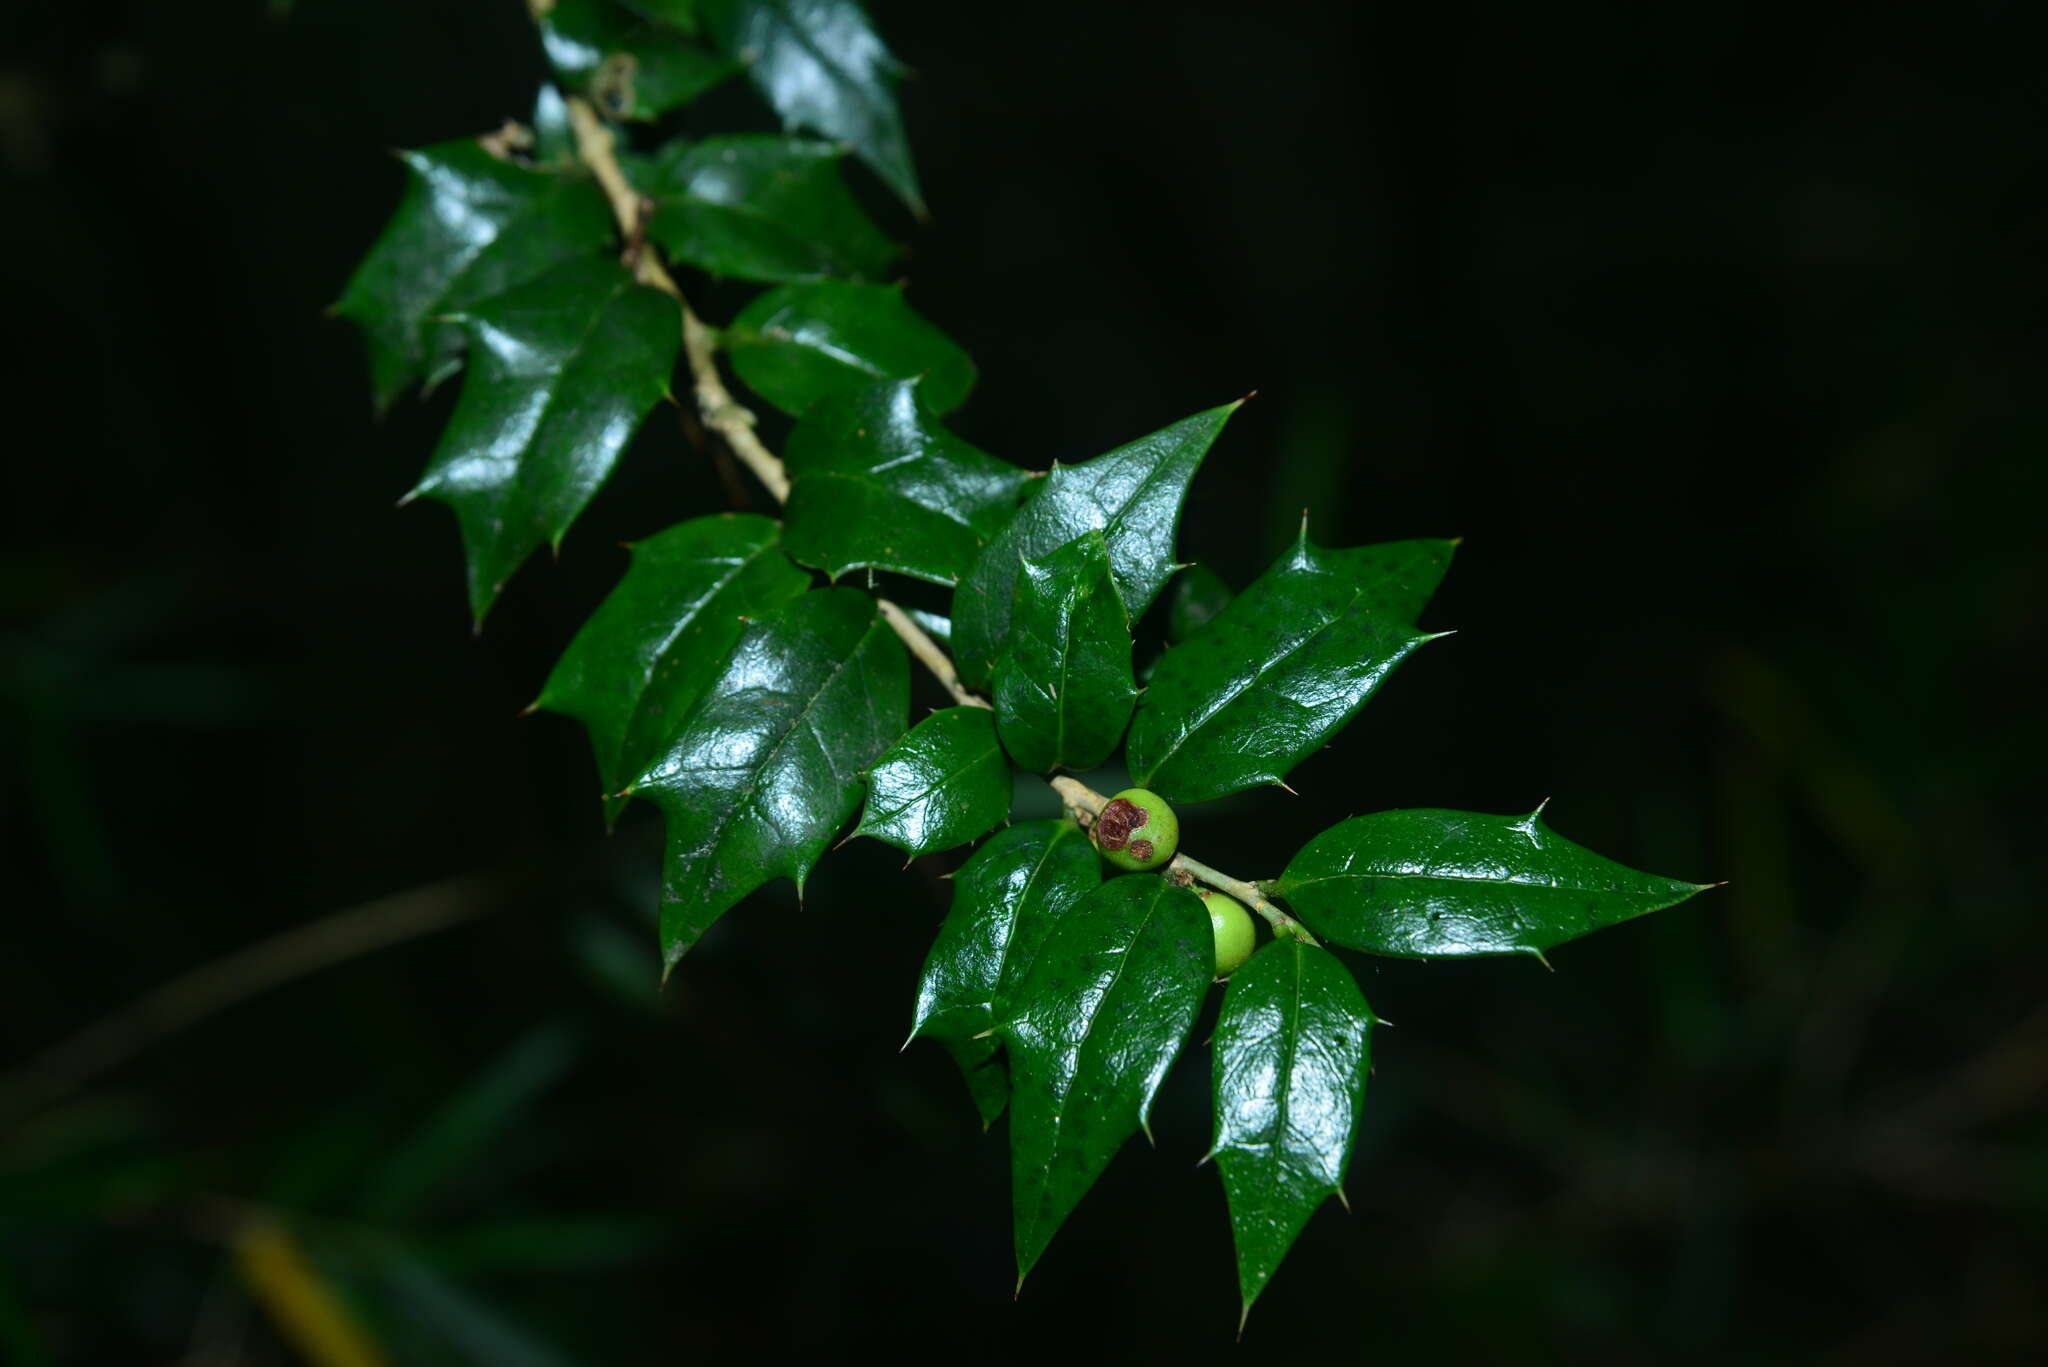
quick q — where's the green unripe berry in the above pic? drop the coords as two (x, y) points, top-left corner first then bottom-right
(1094, 787), (1178, 871)
(1202, 890), (1257, 978)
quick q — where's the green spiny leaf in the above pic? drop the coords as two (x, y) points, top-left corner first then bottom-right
(855, 705), (1011, 857)
(629, 588), (908, 968)
(911, 819), (1098, 1047)
(991, 532), (1136, 773)
(539, 0), (735, 121)
(534, 514), (810, 821)
(952, 400), (1239, 687)
(782, 379), (1029, 585)
(1211, 939), (1372, 1325)
(642, 135), (898, 282)
(334, 140), (615, 414)
(1003, 876), (1212, 1286)
(1128, 533), (1456, 802)
(1272, 807), (1715, 960)
(724, 281), (975, 417)
(406, 257), (681, 623)
(913, 819), (1097, 1128)
(704, 0), (924, 216)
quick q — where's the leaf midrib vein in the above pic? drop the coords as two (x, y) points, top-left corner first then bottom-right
(457, 277), (642, 517)
(1294, 867), (1668, 897)
(615, 539), (783, 777)
(1141, 585), (1359, 781)
(1246, 943), (1306, 1203)
(675, 179), (863, 277)
(986, 827), (1084, 1009)
(865, 737), (1000, 827)
(678, 614), (884, 887)
(425, 178), (582, 331)
(1023, 887), (1167, 1248)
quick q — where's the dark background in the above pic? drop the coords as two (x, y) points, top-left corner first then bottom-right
(3, 0), (2043, 1361)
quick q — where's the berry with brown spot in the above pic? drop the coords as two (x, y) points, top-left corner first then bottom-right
(1094, 787), (1178, 872)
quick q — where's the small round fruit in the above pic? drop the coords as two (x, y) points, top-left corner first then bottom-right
(1203, 891), (1257, 977)
(1094, 787), (1179, 871)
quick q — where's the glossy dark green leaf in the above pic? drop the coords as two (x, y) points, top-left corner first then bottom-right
(704, 0), (924, 215)
(1168, 562), (1233, 642)
(783, 380), (1028, 584)
(1211, 939), (1372, 1323)
(991, 532), (1136, 773)
(642, 135), (897, 283)
(627, 589), (908, 968)
(1003, 876), (1212, 1285)
(539, 0), (734, 121)
(854, 706), (1010, 857)
(406, 257), (681, 623)
(533, 514), (810, 818)
(1128, 532), (1456, 803)
(914, 820), (1096, 1129)
(724, 281), (974, 417)
(334, 141), (615, 413)
(911, 819), (1099, 1045)
(1272, 807), (1715, 960)
(952, 401), (1239, 687)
